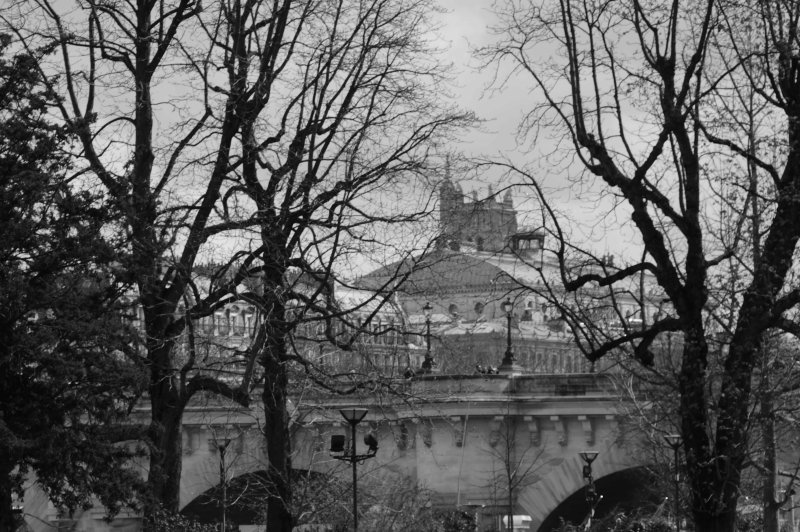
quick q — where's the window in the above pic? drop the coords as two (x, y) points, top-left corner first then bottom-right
(200, 315), (214, 335)
(522, 302), (533, 322)
(245, 311), (256, 337)
(217, 311), (230, 335)
(233, 310), (246, 336)
(373, 318), (382, 344)
(385, 318), (396, 345)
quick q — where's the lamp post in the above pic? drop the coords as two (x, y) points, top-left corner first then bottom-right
(499, 298), (522, 374)
(213, 437), (232, 532)
(331, 408), (378, 532)
(210, 424), (249, 531)
(421, 302), (437, 373)
(664, 434), (682, 532)
(579, 450), (600, 531)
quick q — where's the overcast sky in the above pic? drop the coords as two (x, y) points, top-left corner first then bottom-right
(431, 1), (642, 259)
(436, 0), (528, 158)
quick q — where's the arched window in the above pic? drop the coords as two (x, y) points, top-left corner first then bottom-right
(217, 311), (230, 335)
(474, 302), (485, 317)
(522, 301), (533, 322)
(233, 309), (246, 336)
(243, 309), (255, 337)
(200, 315), (215, 335)
(448, 303), (459, 316)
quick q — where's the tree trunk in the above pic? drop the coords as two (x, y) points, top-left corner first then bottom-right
(262, 351), (293, 532)
(761, 371), (780, 532)
(679, 328), (744, 532)
(0, 454), (16, 532)
(145, 380), (184, 514)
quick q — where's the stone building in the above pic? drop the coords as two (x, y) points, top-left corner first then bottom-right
(438, 175), (520, 254)
(358, 177), (657, 376)
(175, 176), (659, 379)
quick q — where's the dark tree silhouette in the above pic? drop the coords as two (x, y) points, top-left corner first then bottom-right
(0, 34), (142, 529)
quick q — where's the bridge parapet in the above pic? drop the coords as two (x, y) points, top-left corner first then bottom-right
(297, 373), (625, 419)
(408, 372), (620, 397)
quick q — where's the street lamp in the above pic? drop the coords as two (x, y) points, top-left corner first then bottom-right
(420, 302), (437, 373)
(210, 424), (250, 531)
(331, 408), (378, 532)
(664, 434), (682, 532)
(499, 298), (522, 374)
(579, 450), (600, 531)
(213, 437), (232, 532)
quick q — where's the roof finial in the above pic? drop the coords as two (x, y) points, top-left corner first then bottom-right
(445, 154), (452, 181)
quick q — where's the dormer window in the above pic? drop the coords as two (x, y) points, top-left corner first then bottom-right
(510, 229), (545, 259)
(511, 235), (541, 251)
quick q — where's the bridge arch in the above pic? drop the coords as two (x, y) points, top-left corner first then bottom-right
(537, 466), (661, 531)
(181, 470), (269, 525)
(516, 445), (646, 531)
(178, 425), (266, 511)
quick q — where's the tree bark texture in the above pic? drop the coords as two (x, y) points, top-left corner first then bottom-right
(261, 353), (293, 532)
(145, 368), (184, 514)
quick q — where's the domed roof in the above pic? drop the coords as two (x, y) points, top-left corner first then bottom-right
(359, 249), (543, 295)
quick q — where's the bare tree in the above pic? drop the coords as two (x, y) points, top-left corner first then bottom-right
(482, 0), (800, 530)
(481, 414), (550, 532)
(2, 0), (467, 526)
(195, 1), (470, 528)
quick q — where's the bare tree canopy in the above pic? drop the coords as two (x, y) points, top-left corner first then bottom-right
(2, 0), (468, 526)
(484, 0), (800, 530)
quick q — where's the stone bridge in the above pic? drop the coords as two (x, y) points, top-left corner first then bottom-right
(24, 373), (652, 532)
(291, 373), (644, 531)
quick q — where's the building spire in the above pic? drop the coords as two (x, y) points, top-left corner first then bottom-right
(503, 188), (513, 207)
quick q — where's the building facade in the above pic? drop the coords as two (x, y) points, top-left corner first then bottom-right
(357, 177), (655, 376)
